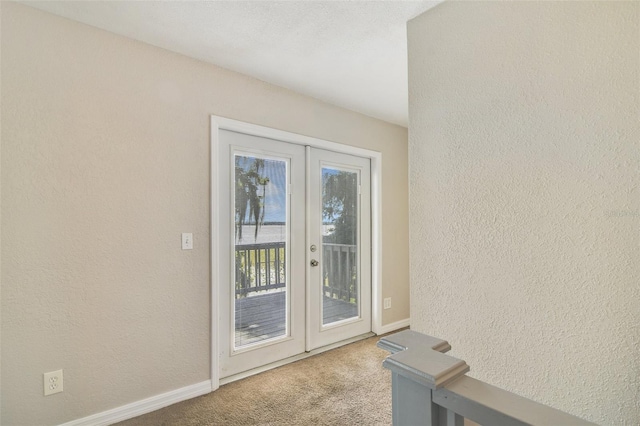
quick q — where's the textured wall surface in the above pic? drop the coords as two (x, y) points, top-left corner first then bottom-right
(0, 3), (409, 425)
(408, 2), (639, 425)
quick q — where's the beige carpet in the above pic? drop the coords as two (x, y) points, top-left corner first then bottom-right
(117, 335), (393, 426)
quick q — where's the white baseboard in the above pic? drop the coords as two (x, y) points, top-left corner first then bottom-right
(61, 380), (212, 426)
(59, 322), (406, 426)
(377, 318), (410, 335)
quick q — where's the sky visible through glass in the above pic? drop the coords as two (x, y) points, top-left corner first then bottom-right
(236, 156), (341, 224)
(236, 156), (286, 223)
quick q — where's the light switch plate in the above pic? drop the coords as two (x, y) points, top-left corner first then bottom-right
(182, 233), (193, 250)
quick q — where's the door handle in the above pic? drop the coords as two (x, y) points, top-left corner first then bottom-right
(310, 259), (319, 267)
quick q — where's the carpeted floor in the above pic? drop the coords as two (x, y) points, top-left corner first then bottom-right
(116, 334), (393, 425)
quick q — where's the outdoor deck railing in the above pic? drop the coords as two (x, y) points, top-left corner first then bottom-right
(235, 242), (286, 297)
(234, 241), (357, 301)
(378, 330), (596, 426)
(322, 243), (357, 302)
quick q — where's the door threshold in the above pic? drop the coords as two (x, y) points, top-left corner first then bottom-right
(219, 332), (375, 386)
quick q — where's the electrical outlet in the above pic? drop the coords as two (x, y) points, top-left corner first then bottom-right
(44, 370), (63, 396)
(182, 233), (193, 250)
(383, 297), (392, 310)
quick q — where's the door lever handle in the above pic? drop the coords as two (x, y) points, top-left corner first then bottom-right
(310, 259), (319, 267)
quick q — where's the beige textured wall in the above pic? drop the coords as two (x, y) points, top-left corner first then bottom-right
(408, 1), (639, 424)
(0, 3), (409, 424)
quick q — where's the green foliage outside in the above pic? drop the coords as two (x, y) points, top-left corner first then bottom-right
(235, 156), (269, 242)
(322, 170), (358, 246)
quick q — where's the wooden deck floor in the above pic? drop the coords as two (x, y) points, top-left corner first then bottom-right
(235, 291), (358, 347)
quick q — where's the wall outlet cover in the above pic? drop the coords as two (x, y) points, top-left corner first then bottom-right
(44, 370), (63, 396)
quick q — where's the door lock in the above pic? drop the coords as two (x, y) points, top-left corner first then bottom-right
(310, 259), (319, 267)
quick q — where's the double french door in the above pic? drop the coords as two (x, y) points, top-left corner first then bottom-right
(217, 128), (371, 379)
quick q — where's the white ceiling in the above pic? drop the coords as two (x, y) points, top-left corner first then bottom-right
(22, 1), (443, 127)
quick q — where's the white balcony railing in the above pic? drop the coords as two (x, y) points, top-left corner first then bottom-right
(235, 241), (357, 302)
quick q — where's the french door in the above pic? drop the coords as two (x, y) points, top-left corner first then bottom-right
(217, 128), (371, 379)
(307, 148), (371, 350)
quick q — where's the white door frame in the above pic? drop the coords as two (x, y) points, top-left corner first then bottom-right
(210, 115), (383, 391)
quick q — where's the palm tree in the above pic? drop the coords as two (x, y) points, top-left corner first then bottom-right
(235, 156), (270, 242)
(234, 156), (271, 298)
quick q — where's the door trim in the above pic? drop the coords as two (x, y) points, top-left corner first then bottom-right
(210, 115), (384, 390)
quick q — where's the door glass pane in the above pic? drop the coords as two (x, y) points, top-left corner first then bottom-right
(234, 154), (288, 348)
(321, 167), (359, 325)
